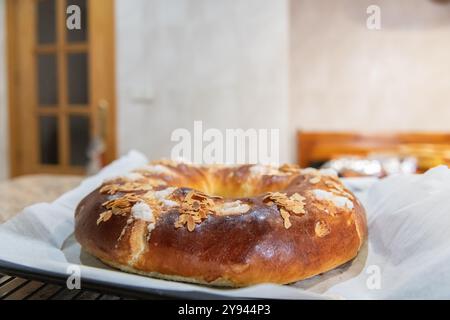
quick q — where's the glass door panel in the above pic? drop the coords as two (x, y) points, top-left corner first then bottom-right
(39, 116), (59, 165)
(37, 53), (59, 106)
(8, 0), (116, 176)
(66, 0), (88, 43)
(37, 0), (56, 44)
(67, 52), (89, 105)
(35, 0), (91, 169)
(69, 115), (90, 166)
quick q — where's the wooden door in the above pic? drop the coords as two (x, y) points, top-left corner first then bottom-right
(7, 0), (116, 177)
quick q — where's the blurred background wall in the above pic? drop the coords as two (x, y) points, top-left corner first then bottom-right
(290, 0), (450, 132)
(0, 0), (7, 180)
(1, 0), (450, 180)
(115, 0), (290, 163)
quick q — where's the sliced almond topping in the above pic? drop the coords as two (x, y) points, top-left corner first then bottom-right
(198, 210), (208, 219)
(101, 194), (142, 218)
(187, 216), (196, 232)
(96, 210), (112, 225)
(279, 163), (300, 173)
(264, 192), (306, 224)
(309, 176), (321, 184)
(174, 221), (182, 228)
(290, 193), (303, 201)
(322, 177), (355, 200)
(174, 190), (216, 231)
(151, 159), (180, 167)
(99, 180), (162, 195)
(184, 190), (194, 202)
(280, 208), (292, 229)
(192, 200), (201, 210)
(100, 184), (119, 195)
(315, 220), (331, 237)
(175, 214), (188, 228)
(291, 205), (305, 215)
(284, 217), (292, 229)
(111, 207), (127, 216)
(98, 185), (180, 229)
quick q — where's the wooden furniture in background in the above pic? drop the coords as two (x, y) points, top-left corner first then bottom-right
(7, 0), (116, 177)
(297, 131), (450, 169)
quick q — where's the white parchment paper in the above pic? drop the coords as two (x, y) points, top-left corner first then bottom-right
(1, 150), (449, 299)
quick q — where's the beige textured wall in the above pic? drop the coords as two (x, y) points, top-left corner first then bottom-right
(290, 0), (450, 133)
(115, 0), (291, 163)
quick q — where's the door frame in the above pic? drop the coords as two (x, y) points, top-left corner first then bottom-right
(6, 0), (117, 177)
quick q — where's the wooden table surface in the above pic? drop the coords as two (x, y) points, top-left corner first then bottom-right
(0, 174), (84, 223)
(0, 175), (141, 300)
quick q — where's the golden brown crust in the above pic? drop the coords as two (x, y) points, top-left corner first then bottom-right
(75, 162), (367, 287)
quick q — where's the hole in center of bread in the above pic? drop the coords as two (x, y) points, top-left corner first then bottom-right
(195, 176), (293, 199)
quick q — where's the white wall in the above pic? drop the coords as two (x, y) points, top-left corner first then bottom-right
(115, 0), (291, 163)
(290, 0), (450, 133)
(0, 0), (8, 180)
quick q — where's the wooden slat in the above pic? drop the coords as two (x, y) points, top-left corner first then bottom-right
(0, 278), (29, 298)
(26, 283), (63, 300)
(3, 280), (45, 300)
(36, 106), (91, 115)
(63, 43), (89, 53)
(0, 275), (12, 286)
(34, 44), (57, 53)
(36, 43), (88, 53)
(50, 288), (82, 300)
(0, 275), (126, 300)
(89, 0), (117, 165)
(98, 294), (121, 300)
(75, 291), (102, 300)
(9, 0), (38, 175)
(34, 164), (86, 175)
